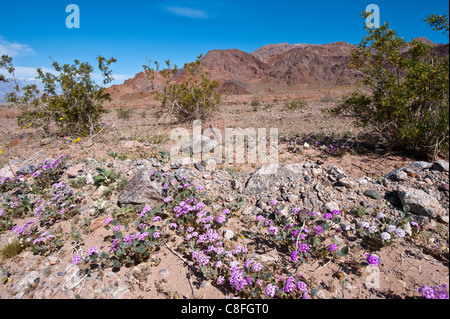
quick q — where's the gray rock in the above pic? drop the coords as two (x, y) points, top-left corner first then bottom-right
(118, 168), (164, 207)
(182, 134), (219, 155)
(405, 161), (432, 173)
(287, 195), (299, 203)
(397, 185), (444, 218)
(243, 164), (304, 195)
(338, 177), (357, 189)
(432, 160), (449, 172)
(193, 162), (204, 171)
(386, 169), (408, 181)
(14, 271), (40, 294)
(364, 190), (382, 200)
(16, 164), (36, 175)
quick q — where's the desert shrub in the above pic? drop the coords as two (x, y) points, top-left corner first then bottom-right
(327, 13), (449, 160)
(0, 55), (116, 136)
(143, 54), (221, 123)
(116, 105), (134, 120)
(283, 98), (308, 111)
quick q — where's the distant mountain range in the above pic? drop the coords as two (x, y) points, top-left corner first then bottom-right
(106, 37), (448, 102)
(0, 78), (45, 102)
(3, 38), (448, 104)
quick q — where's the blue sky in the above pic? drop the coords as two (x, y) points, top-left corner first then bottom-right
(0, 0), (448, 85)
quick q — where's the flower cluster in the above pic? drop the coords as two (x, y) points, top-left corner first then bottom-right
(418, 284), (449, 299)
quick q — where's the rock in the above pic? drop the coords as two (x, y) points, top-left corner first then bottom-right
(123, 140), (144, 149)
(386, 169), (408, 181)
(243, 164), (304, 195)
(92, 185), (109, 200)
(182, 134), (219, 155)
(439, 184), (449, 192)
(438, 215), (449, 224)
(16, 164), (36, 176)
(315, 290), (326, 299)
(324, 201), (340, 213)
(86, 173), (95, 185)
(405, 161), (432, 173)
(118, 168), (164, 207)
(170, 162), (181, 169)
(110, 285), (131, 299)
(432, 160), (449, 172)
(241, 206), (254, 215)
(90, 216), (110, 232)
(364, 190), (382, 200)
(47, 256), (60, 265)
(356, 178), (368, 185)
(303, 142), (310, 149)
(338, 177), (357, 189)
(0, 164), (19, 179)
(311, 168), (322, 176)
(287, 195), (299, 203)
(341, 223), (354, 231)
(223, 230), (235, 240)
(193, 162), (204, 171)
(397, 186), (444, 218)
(67, 163), (84, 178)
(13, 271), (40, 294)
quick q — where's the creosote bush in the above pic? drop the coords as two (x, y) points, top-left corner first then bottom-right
(327, 13), (449, 160)
(0, 55), (116, 136)
(143, 54), (221, 123)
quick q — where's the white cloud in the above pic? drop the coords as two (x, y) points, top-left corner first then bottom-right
(0, 36), (35, 57)
(166, 6), (208, 19)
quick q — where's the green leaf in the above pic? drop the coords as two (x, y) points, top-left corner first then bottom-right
(113, 260), (122, 268)
(115, 231), (123, 239)
(340, 246), (349, 256)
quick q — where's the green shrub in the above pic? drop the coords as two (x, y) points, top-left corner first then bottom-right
(116, 105), (135, 120)
(1, 55), (116, 136)
(283, 98), (308, 111)
(327, 13), (449, 159)
(143, 54), (221, 123)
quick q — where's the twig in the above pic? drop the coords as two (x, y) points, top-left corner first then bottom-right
(309, 259), (332, 272)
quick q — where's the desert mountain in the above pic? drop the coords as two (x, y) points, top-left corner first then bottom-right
(106, 38), (448, 101)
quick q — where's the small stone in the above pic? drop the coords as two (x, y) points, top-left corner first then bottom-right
(338, 177), (357, 189)
(364, 190), (382, 200)
(170, 162), (181, 169)
(223, 230), (235, 240)
(311, 168), (322, 176)
(90, 216), (110, 232)
(67, 163), (84, 178)
(438, 215), (449, 224)
(439, 184), (449, 192)
(47, 256), (60, 265)
(303, 142), (310, 149)
(194, 162), (204, 171)
(287, 195), (298, 203)
(432, 160), (449, 172)
(86, 173), (95, 185)
(341, 223), (354, 231)
(92, 185), (109, 200)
